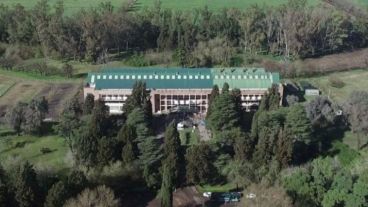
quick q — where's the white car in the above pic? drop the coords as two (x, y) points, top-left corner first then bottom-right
(203, 192), (212, 198)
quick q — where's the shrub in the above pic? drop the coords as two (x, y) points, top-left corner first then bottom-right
(125, 53), (151, 67)
(328, 76), (345, 88)
(40, 147), (53, 154)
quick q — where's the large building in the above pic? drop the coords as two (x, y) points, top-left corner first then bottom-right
(84, 68), (280, 114)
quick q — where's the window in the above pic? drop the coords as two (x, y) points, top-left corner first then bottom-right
(132, 75), (136, 79)
(97, 75), (101, 79)
(149, 75), (153, 79)
(200, 75), (204, 79)
(126, 75), (130, 79)
(109, 75), (112, 79)
(243, 75), (247, 79)
(166, 75), (170, 79)
(215, 75), (219, 79)
(226, 75), (230, 79)
(160, 75), (164, 79)
(114, 75), (118, 79)
(232, 75), (235, 79)
(155, 75), (158, 79)
(103, 75), (107, 79)
(255, 75), (258, 79)
(206, 75), (210, 79)
(238, 75), (241, 79)
(120, 75), (124, 79)
(143, 75), (147, 79)
(183, 75), (187, 79)
(249, 75), (253, 79)
(137, 75), (141, 79)
(189, 75), (193, 79)
(220, 75), (224, 79)
(178, 75), (182, 79)
(195, 75), (198, 79)
(172, 75), (176, 79)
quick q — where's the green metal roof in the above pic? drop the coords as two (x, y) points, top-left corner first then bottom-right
(86, 67), (280, 90)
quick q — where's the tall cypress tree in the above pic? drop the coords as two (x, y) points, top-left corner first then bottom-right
(123, 81), (150, 116)
(160, 163), (173, 207)
(162, 121), (182, 187)
(222, 82), (230, 93)
(83, 94), (95, 115)
(206, 85), (219, 119)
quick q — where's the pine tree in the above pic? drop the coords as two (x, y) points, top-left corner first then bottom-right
(117, 124), (138, 165)
(123, 81), (150, 115)
(6, 102), (27, 135)
(234, 133), (253, 161)
(122, 139), (135, 165)
(83, 94), (95, 115)
(74, 127), (99, 167)
(67, 170), (88, 196)
(13, 162), (40, 207)
(185, 144), (214, 185)
(207, 92), (240, 132)
(160, 163), (173, 207)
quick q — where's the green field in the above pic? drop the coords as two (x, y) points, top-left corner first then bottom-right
(298, 69), (368, 103)
(0, 133), (70, 174)
(0, 0), (326, 14)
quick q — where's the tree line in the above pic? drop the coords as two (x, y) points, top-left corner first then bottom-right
(0, 0), (367, 72)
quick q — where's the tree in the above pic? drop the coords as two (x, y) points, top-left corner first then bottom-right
(13, 162), (40, 207)
(62, 63), (74, 78)
(160, 163), (173, 207)
(223, 160), (254, 189)
(305, 96), (335, 130)
(55, 95), (82, 152)
(44, 181), (69, 207)
(73, 127), (99, 168)
(207, 90), (240, 132)
(185, 144), (215, 185)
(206, 85), (219, 118)
(64, 185), (119, 207)
(66, 170), (88, 197)
(234, 133), (253, 161)
(117, 124), (138, 165)
(123, 81), (150, 116)
(162, 121), (182, 187)
(88, 99), (109, 138)
(0, 165), (12, 207)
(343, 91), (368, 149)
(222, 82), (229, 93)
(97, 137), (118, 166)
(23, 97), (49, 135)
(83, 94), (95, 115)
(138, 136), (162, 189)
(6, 102), (27, 135)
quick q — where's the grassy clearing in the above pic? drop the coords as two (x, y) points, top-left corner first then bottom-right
(197, 183), (236, 193)
(179, 128), (199, 146)
(0, 134), (70, 173)
(329, 140), (361, 167)
(298, 69), (368, 103)
(0, 78), (15, 97)
(0, 0), (329, 14)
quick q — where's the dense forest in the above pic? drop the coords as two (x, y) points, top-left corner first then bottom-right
(0, 0), (367, 75)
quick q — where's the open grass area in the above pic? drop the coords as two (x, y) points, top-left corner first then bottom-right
(179, 128), (199, 146)
(0, 78), (15, 97)
(298, 69), (368, 103)
(197, 183), (236, 193)
(0, 0), (340, 14)
(0, 133), (70, 174)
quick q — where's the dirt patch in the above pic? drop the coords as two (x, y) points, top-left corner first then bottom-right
(148, 186), (207, 207)
(261, 48), (368, 77)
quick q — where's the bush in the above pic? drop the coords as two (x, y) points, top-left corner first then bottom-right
(125, 53), (151, 67)
(40, 147), (53, 154)
(328, 76), (345, 88)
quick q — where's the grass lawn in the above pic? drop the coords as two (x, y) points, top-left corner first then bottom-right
(298, 69), (368, 104)
(0, 78), (15, 97)
(0, 134), (70, 174)
(197, 183), (236, 193)
(179, 128), (199, 146)
(0, 0), (332, 14)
